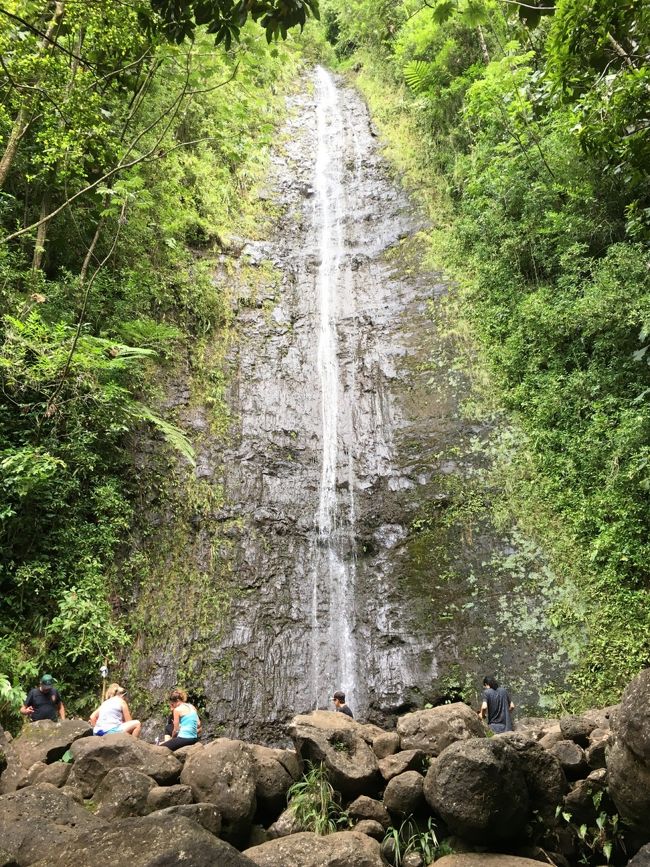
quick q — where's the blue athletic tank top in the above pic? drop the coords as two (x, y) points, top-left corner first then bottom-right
(177, 705), (199, 739)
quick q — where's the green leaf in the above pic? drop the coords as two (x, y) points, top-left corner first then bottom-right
(403, 60), (431, 94)
(432, 0), (456, 25)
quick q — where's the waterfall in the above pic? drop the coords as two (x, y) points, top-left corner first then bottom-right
(311, 66), (358, 711)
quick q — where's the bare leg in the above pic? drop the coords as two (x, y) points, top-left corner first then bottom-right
(121, 720), (141, 738)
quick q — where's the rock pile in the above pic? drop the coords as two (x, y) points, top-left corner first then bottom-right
(1, 670), (649, 866)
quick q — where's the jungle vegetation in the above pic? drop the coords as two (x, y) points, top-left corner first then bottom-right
(0, 0), (316, 726)
(320, 0), (650, 706)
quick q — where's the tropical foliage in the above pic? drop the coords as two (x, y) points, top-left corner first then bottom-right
(0, 0), (303, 726)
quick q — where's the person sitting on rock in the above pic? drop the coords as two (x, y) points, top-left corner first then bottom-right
(332, 690), (353, 718)
(162, 688), (201, 751)
(89, 683), (141, 737)
(20, 673), (65, 722)
(479, 675), (514, 734)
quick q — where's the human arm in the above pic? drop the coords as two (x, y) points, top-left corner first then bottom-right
(121, 699), (132, 722)
(20, 690), (34, 716)
(58, 700), (66, 720)
(172, 707), (181, 738)
(89, 707), (100, 726)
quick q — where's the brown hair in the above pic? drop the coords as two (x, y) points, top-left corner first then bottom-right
(169, 688), (187, 703)
(106, 683), (126, 698)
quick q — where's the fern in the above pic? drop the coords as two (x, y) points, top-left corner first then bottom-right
(403, 60), (432, 94)
(130, 403), (196, 466)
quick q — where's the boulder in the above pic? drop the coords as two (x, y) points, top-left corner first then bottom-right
(146, 783), (194, 810)
(148, 802), (221, 836)
(500, 733), (567, 822)
(94, 766), (156, 819)
(585, 736), (609, 770)
(180, 738), (256, 845)
(613, 668), (650, 762)
(383, 770), (425, 817)
(249, 743), (300, 820)
(26, 761), (70, 788)
(538, 727), (563, 750)
(372, 731), (400, 759)
(563, 769), (614, 826)
(0, 782), (104, 866)
(628, 843), (650, 866)
(424, 738), (529, 844)
(514, 718), (560, 741)
(396, 703), (484, 756)
(549, 740), (587, 780)
(583, 705), (619, 731)
(30, 814), (256, 867)
(354, 819), (385, 840)
(12, 720), (92, 769)
(266, 807), (302, 839)
(243, 830), (384, 866)
(348, 795), (391, 829)
(434, 856), (552, 867)
(559, 716), (596, 747)
(378, 749), (426, 782)
(287, 711), (380, 797)
(0, 728), (29, 793)
(607, 739), (650, 835)
(67, 734), (181, 798)
(172, 742), (204, 765)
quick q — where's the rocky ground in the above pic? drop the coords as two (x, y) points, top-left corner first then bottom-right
(0, 668), (648, 866)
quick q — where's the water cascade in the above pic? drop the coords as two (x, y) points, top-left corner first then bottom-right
(311, 66), (358, 709)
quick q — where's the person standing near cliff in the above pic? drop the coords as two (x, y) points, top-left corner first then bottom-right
(20, 674), (65, 721)
(479, 675), (514, 733)
(332, 690), (354, 718)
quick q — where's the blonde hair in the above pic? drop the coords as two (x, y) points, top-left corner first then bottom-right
(169, 688), (187, 703)
(106, 683), (126, 698)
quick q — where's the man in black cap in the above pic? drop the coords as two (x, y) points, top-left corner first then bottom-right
(20, 674), (66, 722)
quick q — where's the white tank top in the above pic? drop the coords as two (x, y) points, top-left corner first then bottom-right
(95, 695), (124, 731)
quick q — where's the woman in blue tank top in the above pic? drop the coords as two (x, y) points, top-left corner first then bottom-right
(161, 688), (201, 752)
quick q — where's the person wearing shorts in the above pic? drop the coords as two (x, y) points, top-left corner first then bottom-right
(89, 683), (141, 737)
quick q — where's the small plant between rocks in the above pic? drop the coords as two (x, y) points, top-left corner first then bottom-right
(286, 762), (350, 835)
(382, 815), (452, 866)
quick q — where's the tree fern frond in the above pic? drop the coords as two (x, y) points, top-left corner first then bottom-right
(403, 60), (432, 94)
(130, 402), (196, 466)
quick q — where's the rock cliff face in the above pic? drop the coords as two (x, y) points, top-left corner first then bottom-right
(128, 68), (570, 741)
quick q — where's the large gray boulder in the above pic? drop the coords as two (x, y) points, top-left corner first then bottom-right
(0, 726), (28, 793)
(12, 720), (92, 769)
(628, 843), (650, 866)
(146, 783), (194, 811)
(607, 739), (650, 834)
(287, 711), (380, 797)
(0, 782), (104, 866)
(26, 761), (70, 788)
(608, 669), (650, 838)
(549, 740), (587, 780)
(383, 770), (425, 817)
(348, 795), (391, 829)
(93, 766), (156, 819)
(559, 715), (595, 747)
(378, 748), (426, 782)
(249, 743), (300, 820)
(67, 734), (181, 798)
(180, 737), (257, 845)
(424, 738), (529, 843)
(397, 703), (485, 756)
(30, 814), (256, 867)
(500, 733), (567, 822)
(148, 803), (222, 836)
(243, 830), (384, 866)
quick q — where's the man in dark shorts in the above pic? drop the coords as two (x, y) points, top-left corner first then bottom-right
(20, 674), (66, 722)
(332, 690), (353, 718)
(479, 675), (514, 733)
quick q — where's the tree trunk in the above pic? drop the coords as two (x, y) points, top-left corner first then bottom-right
(0, 1), (66, 190)
(31, 191), (50, 271)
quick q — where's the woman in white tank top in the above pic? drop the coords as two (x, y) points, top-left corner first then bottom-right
(89, 683), (141, 737)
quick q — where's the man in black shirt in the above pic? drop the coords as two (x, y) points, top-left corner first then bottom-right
(332, 690), (353, 718)
(20, 674), (66, 722)
(479, 675), (514, 734)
